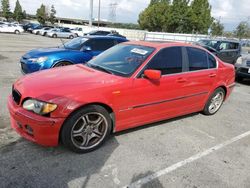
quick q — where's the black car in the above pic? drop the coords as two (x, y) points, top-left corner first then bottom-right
(197, 39), (241, 64)
(85, 30), (126, 38)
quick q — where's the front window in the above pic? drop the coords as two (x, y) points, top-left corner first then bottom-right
(87, 44), (155, 77)
(62, 37), (88, 50)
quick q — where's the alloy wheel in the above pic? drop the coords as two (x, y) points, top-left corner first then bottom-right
(208, 91), (224, 114)
(71, 112), (108, 150)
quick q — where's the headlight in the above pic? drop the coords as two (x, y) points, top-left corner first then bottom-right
(28, 56), (48, 63)
(23, 99), (57, 115)
(235, 57), (243, 65)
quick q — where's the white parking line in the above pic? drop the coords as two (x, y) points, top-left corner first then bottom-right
(189, 126), (215, 139)
(124, 130), (250, 188)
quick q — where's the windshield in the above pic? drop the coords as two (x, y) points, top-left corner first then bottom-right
(87, 44), (155, 77)
(199, 40), (219, 49)
(62, 37), (88, 50)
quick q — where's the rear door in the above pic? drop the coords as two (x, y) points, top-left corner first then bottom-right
(181, 47), (218, 108)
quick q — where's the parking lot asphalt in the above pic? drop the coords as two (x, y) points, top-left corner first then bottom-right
(0, 33), (250, 188)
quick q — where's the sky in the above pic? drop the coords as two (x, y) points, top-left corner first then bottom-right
(8, 0), (250, 31)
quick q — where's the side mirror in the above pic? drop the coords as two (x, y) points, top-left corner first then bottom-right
(82, 46), (92, 51)
(144, 69), (161, 80)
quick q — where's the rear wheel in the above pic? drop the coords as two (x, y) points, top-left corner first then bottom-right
(53, 61), (71, 67)
(69, 35), (74, 39)
(203, 88), (225, 115)
(60, 105), (112, 153)
(52, 34), (57, 38)
(43, 32), (47, 36)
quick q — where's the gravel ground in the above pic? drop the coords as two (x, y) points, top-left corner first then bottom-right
(0, 33), (250, 188)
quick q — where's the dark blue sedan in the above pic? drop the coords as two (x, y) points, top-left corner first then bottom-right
(20, 36), (128, 74)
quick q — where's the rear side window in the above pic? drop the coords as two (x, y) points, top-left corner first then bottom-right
(208, 53), (217, 68)
(86, 39), (115, 51)
(147, 47), (182, 75)
(187, 47), (208, 71)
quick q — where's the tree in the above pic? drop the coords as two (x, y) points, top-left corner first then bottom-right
(1, 0), (12, 20)
(49, 5), (56, 25)
(13, 0), (23, 22)
(167, 0), (190, 33)
(138, 0), (213, 34)
(22, 10), (26, 19)
(189, 0), (213, 34)
(36, 4), (47, 24)
(138, 0), (170, 32)
(210, 20), (224, 36)
(235, 22), (249, 39)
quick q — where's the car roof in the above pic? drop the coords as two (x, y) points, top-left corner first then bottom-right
(123, 41), (202, 49)
(79, 35), (127, 40)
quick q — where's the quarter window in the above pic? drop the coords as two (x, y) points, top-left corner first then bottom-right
(147, 47), (183, 75)
(187, 47), (208, 71)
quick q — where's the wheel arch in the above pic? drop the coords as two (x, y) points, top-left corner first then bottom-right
(58, 102), (115, 143)
(52, 59), (74, 67)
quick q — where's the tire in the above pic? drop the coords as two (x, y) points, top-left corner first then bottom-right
(43, 32), (47, 36)
(36, 31), (39, 35)
(60, 105), (112, 153)
(14, 30), (20, 34)
(69, 35), (74, 39)
(52, 34), (57, 38)
(202, 88), (225, 115)
(53, 61), (71, 67)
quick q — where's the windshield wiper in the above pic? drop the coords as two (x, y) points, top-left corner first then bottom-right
(86, 63), (113, 74)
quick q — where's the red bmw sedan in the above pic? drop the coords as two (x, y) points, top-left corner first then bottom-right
(8, 41), (235, 153)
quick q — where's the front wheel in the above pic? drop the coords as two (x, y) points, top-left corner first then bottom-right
(53, 61), (71, 67)
(203, 88), (225, 115)
(60, 105), (112, 153)
(52, 34), (57, 38)
(69, 35), (74, 39)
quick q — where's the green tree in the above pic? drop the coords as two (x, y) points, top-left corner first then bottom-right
(36, 4), (47, 24)
(138, 0), (170, 32)
(1, 0), (12, 20)
(167, 0), (190, 33)
(49, 5), (56, 25)
(210, 20), (224, 36)
(13, 0), (24, 22)
(189, 0), (213, 34)
(235, 22), (249, 39)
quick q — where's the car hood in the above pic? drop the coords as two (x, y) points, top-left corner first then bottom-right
(14, 64), (123, 102)
(23, 47), (71, 58)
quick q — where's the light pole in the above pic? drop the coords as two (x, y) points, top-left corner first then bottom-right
(89, 0), (93, 27)
(98, 0), (101, 28)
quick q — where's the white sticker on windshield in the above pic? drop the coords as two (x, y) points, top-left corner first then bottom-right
(131, 48), (148, 55)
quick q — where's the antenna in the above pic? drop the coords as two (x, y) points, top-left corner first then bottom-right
(109, 2), (118, 23)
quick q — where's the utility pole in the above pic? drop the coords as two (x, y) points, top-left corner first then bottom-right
(109, 2), (118, 23)
(89, 0), (93, 27)
(98, 0), (101, 28)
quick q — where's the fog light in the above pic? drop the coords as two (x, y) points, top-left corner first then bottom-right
(25, 125), (33, 135)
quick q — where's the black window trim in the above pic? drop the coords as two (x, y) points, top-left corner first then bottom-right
(135, 46), (186, 78)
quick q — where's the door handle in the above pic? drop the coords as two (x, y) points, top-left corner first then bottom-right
(176, 78), (187, 83)
(209, 73), (216, 78)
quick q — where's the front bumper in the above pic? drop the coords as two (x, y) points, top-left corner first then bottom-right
(20, 57), (46, 74)
(7, 96), (65, 146)
(236, 67), (250, 78)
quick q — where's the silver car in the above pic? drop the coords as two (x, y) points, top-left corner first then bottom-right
(235, 47), (250, 81)
(46, 28), (76, 39)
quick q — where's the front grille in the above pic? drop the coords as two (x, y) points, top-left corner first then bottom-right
(239, 67), (250, 74)
(246, 61), (250, 67)
(12, 88), (21, 105)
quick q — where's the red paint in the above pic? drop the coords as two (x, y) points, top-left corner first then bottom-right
(8, 42), (235, 147)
